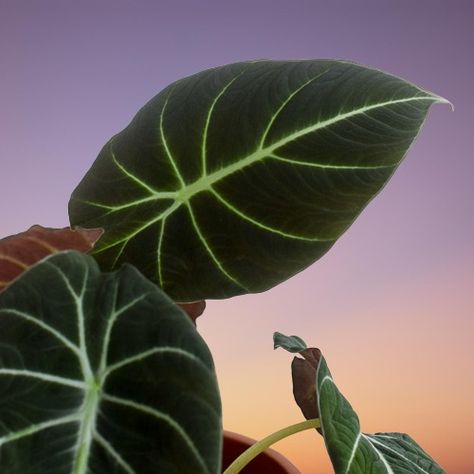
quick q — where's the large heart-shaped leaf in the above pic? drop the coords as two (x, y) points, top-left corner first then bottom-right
(275, 333), (445, 473)
(69, 60), (447, 300)
(0, 251), (221, 473)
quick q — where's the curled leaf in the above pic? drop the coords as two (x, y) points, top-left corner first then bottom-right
(0, 225), (103, 291)
(273, 332), (320, 422)
(273, 332), (307, 352)
(292, 348), (322, 421)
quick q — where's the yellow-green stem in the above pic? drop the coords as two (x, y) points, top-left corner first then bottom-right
(222, 418), (321, 474)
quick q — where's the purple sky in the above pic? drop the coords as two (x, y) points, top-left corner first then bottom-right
(1, 1), (473, 472)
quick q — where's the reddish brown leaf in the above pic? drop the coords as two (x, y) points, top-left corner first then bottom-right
(291, 347), (322, 431)
(177, 300), (206, 325)
(0, 225), (103, 291)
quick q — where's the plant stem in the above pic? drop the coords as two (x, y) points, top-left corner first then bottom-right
(222, 418), (320, 474)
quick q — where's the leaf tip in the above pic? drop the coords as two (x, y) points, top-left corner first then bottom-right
(273, 332), (308, 352)
(430, 93), (454, 111)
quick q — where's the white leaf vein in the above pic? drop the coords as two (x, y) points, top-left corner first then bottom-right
(0, 369), (86, 390)
(103, 394), (210, 474)
(365, 434), (431, 473)
(210, 188), (333, 242)
(94, 431), (136, 474)
(185, 202), (247, 290)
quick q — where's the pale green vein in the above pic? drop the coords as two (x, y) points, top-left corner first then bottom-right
(269, 95), (438, 152)
(362, 435), (395, 474)
(344, 432), (361, 474)
(185, 201), (247, 291)
(175, 95), (440, 204)
(44, 260), (79, 299)
(103, 346), (209, 381)
(201, 72), (245, 176)
(0, 413), (80, 447)
(98, 292), (150, 375)
(110, 240), (129, 268)
(43, 259), (93, 382)
(319, 374), (334, 389)
(93, 200), (182, 254)
(157, 219), (166, 287)
(71, 264), (98, 474)
(0, 308), (81, 359)
(110, 145), (166, 196)
(97, 280), (119, 376)
(76, 194), (176, 213)
(0, 369), (86, 390)
(102, 393), (210, 474)
(109, 292), (150, 329)
(54, 262), (94, 381)
(94, 431), (136, 474)
(260, 68), (330, 148)
(210, 188), (333, 242)
(269, 153), (397, 170)
(160, 93), (186, 188)
(372, 434), (398, 440)
(71, 381), (101, 474)
(365, 435), (430, 474)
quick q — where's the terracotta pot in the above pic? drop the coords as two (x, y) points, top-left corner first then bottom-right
(222, 430), (300, 473)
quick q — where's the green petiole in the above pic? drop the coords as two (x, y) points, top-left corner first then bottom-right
(223, 418), (321, 474)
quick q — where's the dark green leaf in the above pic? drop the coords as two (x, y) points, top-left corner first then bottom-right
(69, 60), (447, 300)
(0, 251), (221, 473)
(316, 357), (445, 473)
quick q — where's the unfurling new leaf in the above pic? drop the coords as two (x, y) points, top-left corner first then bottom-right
(275, 332), (445, 473)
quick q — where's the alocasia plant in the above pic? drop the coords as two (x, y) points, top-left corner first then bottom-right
(0, 59), (449, 473)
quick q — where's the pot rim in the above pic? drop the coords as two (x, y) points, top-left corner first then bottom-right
(223, 429), (301, 473)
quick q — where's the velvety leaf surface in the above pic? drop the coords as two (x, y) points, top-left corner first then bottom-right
(0, 251), (221, 473)
(69, 60), (446, 300)
(0, 225), (103, 292)
(275, 333), (445, 473)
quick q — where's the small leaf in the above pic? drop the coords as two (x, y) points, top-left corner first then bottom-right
(273, 331), (307, 352)
(278, 335), (445, 473)
(69, 60), (448, 300)
(316, 357), (445, 473)
(0, 225), (103, 292)
(0, 251), (221, 473)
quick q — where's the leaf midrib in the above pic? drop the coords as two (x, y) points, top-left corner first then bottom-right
(174, 94), (438, 204)
(87, 93), (438, 216)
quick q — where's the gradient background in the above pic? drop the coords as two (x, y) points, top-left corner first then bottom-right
(1, 1), (472, 472)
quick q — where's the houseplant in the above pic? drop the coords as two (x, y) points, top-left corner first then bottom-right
(0, 60), (449, 473)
